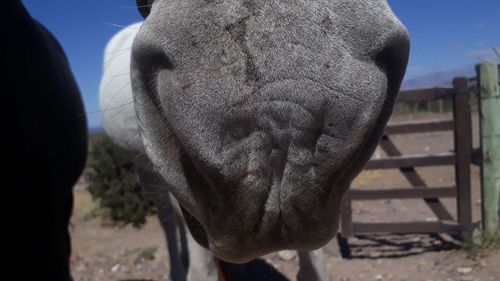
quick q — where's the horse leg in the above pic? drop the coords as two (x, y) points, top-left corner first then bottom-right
(297, 248), (331, 281)
(177, 215), (190, 269)
(185, 230), (218, 281)
(137, 168), (187, 281)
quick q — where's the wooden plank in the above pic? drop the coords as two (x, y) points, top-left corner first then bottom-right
(365, 153), (456, 170)
(385, 120), (454, 135)
(477, 63), (500, 237)
(379, 136), (455, 221)
(452, 77), (473, 240)
(341, 194), (353, 237)
(347, 187), (457, 200)
(397, 87), (454, 102)
(352, 221), (465, 235)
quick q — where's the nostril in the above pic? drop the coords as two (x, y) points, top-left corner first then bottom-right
(374, 32), (410, 95)
(132, 42), (175, 111)
(134, 45), (175, 73)
(375, 36), (410, 76)
(374, 47), (391, 73)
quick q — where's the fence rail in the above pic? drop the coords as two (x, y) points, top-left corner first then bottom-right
(384, 120), (454, 135)
(395, 87), (455, 102)
(347, 187), (457, 200)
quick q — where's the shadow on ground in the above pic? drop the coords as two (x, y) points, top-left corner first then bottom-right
(339, 233), (460, 259)
(118, 259), (289, 281)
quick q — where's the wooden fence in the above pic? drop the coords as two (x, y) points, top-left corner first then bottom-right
(340, 77), (477, 242)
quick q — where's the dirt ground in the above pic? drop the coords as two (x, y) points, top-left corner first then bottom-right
(70, 112), (500, 281)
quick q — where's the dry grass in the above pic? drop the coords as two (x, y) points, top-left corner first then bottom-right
(462, 235), (500, 259)
(73, 188), (97, 221)
(352, 170), (380, 186)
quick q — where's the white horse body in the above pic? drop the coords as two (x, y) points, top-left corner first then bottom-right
(100, 22), (143, 153)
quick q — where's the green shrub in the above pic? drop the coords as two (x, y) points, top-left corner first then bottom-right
(85, 134), (156, 228)
(137, 246), (158, 261)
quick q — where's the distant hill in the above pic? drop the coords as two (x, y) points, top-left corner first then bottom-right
(402, 64), (476, 89)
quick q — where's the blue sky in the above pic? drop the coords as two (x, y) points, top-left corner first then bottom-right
(22, 0), (499, 129)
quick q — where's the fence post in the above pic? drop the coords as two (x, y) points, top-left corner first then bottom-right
(452, 77), (473, 240)
(476, 62), (500, 237)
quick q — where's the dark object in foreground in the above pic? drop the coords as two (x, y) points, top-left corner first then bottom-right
(219, 258), (289, 281)
(2, 1), (88, 280)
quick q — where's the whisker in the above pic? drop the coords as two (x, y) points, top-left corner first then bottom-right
(102, 81), (132, 116)
(120, 5), (153, 9)
(104, 50), (132, 67)
(106, 72), (130, 79)
(132, 152), (150, 163)
(102, 21), (140, 29)
(84, 100), (134, 116)
(101, 64), (131, 89)
(109, 101), (135, 121)
(105, 47), (133, 55)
